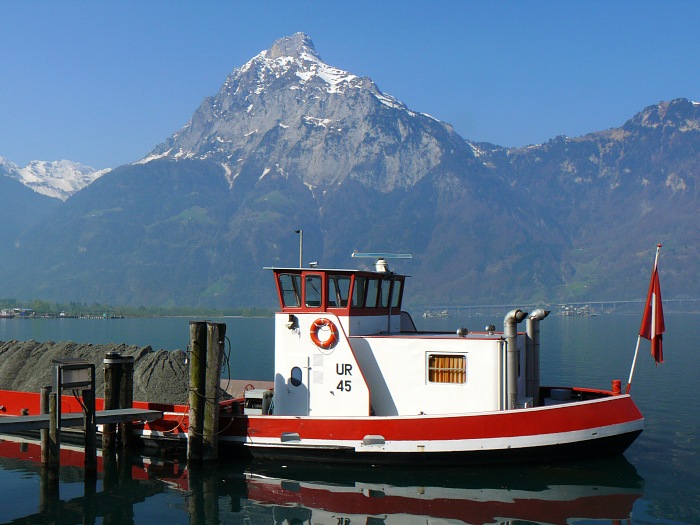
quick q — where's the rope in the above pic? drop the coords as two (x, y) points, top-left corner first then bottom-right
(159, 330), (241, 437)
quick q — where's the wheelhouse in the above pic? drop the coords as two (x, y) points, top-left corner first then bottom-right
(273, 268), (406, 317)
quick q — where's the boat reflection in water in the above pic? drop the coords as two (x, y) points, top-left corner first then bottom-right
(239, 458), (643, 525)
(0, 437), (642, 525)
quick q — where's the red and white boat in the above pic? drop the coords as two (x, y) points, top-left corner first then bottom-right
(216, 253), (644, 463)
(0, 253), (645, 465)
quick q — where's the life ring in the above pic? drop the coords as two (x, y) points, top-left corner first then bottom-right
(310, 318), (339, 349)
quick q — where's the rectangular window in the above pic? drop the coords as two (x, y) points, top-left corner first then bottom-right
(428, 354), (466, 384)
(328, 276), (351, 307)
(380, 278), (392, 308)
(365, 279), (380, 308)
(304, 274), (322, 307)
(351, 276), (367, 307)
(391, 280), (403, 308)
(278, 274), (301, 307)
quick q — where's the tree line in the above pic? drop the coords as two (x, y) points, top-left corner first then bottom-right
(0, 298), (272, 318)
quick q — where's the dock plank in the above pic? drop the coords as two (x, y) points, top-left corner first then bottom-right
(0, 408), (163, 433)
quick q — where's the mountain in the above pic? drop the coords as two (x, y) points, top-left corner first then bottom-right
(0, 159), (60, 255)
(1, 34), (698, 309)
(0, 157), (109, 201)
(145, 32), (473, 193)
(477, 98), (700, 301)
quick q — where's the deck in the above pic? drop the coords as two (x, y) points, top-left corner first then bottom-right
(0, 408), (163, 433)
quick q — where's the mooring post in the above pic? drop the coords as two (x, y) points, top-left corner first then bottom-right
(119, 355), (135, 450)
(103, 352), (121, 450)
(83, 377), (97, 474)
(48, 392), (60, 477)
(40, 385), (51, 467)
(203, 322), (226, 461)
(188, 321), (208, 462)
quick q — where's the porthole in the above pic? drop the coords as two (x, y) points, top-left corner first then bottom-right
(290, 366), (303, 387)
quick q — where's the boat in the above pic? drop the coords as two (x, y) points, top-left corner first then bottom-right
(212, 253), (644, 464)
(0, 309), (15, 318)
(0, 253), (645, 465)
(422, 309), (450, 318)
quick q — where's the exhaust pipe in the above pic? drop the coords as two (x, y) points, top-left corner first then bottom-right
(504, 309), (528, 410)
(526, 309), (550, 407)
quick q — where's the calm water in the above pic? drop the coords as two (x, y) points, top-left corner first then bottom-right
(0, 312), (698, 524)
(0, 316), (275, 380)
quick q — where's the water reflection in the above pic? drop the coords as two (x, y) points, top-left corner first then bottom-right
(0, 437), (643, 525)
(0, 438), (183, 524)
(237, 458), (643, 525)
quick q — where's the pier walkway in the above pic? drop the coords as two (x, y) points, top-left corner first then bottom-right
(0, 408), (163, 433)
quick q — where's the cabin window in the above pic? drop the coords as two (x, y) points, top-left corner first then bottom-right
(428, 354), (466, 384)
(304, 274), (322, 307)
(278, 273), (301, 307)
(328, 275), (351, 308)
(391, 280), (403, 308)
(380, 278), (392, 307)
(351, 276), (367, 307)
(365, 279), (381, 308)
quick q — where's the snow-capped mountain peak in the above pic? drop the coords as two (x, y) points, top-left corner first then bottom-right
(142, 33), (456, 193)
(267, 32), (320, 60)
(0, 157), (109, 200)
(230, 32), (365, 98)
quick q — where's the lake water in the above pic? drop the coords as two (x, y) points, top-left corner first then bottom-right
(0, 312), (698, 524)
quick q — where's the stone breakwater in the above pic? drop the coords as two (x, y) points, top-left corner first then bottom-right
(0, 340), (190, 405)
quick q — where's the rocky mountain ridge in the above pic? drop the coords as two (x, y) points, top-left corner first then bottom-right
(0, 34), (697, 308)
(0, 156), (108, 201)
(145, 32), (470, 193)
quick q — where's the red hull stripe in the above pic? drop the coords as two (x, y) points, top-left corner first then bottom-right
(1, 390), (643, 449)
(221, 395), (642, 442)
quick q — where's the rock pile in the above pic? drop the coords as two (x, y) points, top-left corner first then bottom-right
(0, 340), (190, 405)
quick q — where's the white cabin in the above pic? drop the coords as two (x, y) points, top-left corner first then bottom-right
(269, 261), (534, 418)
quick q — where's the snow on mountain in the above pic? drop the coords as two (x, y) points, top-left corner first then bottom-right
(145, 32), (466, 192)
(0, 157), (109, 200)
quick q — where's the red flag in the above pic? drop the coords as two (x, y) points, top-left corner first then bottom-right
(639, 263), (665, 364)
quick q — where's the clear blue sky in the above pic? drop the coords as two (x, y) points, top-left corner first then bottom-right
(2, 1), (699, 170)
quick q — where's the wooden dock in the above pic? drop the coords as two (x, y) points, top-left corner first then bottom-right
(0, 408), (163, 433)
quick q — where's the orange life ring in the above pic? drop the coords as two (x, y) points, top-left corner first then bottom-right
(310, 318), (339, 349)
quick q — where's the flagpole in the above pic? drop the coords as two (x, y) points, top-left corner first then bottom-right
(625, 244), (662, 394)
(626, 336), (642, 394)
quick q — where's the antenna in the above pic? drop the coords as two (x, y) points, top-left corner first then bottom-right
(351, 253), (412, 273)
(351, 253), (413, 259)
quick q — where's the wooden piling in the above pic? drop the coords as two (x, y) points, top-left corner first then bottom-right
(48, 392), (60, 475)
(104, 353), (136, 450)
(103, 352), (120, 450)
(203, 322), (226, 461)
(40, 385), (51, 467)
(83, 387), (97, 474)
(188, 321), (207, 462)
(119, 356), (135, 449)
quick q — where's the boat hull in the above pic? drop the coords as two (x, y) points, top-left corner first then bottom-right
(226, 429), (642, 465)
(1, 388), (644, 466)
(207, 393), (643, 465)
